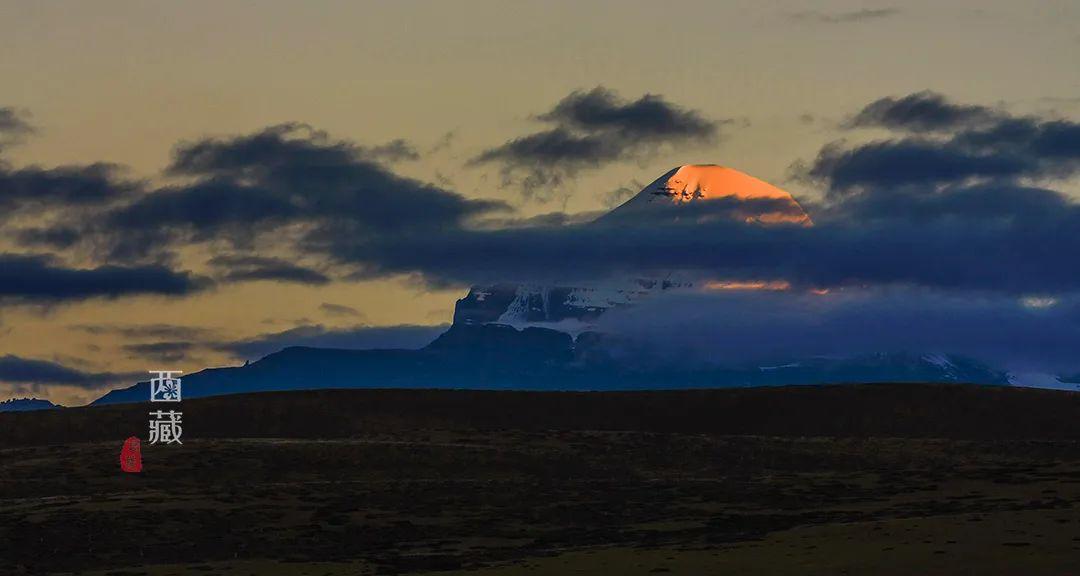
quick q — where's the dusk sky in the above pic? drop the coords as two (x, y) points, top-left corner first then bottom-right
(2, 0), (1079, 405)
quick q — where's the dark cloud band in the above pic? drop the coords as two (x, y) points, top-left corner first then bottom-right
(807, 92), (1080, 190)
(0, 254), (208, 303)
(0, 355), (127, 388)
(472, 87), (721, 199)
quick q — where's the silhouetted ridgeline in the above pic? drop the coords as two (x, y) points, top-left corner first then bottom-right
(0, 398), (59, 412)
(90, 324), (1013, 405)
(2, 384), (1080, 447)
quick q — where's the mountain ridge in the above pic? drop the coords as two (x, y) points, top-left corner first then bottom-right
(0, 398), (62, 412)
(91, 322), (1011, 406)
(69, 165), (1052, 406)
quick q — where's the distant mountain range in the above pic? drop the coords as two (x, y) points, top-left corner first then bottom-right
(5, 164), (1071, 410)
(0, 398), (61, 412)
(92, 322), (1011, 405)
(88, 165), (1026, 405)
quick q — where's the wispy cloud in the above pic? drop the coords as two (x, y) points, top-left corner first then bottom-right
(319, 302), (364, 318)
(788, 8), (900, 24)
(0, 107), (34, 150)
(208, 255), (330, 285)
(218, 324), (448, 360)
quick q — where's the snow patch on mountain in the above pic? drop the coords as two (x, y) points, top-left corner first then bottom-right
(1009, 371), (1080, 390)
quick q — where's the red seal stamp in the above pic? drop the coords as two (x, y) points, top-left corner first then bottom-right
(120, 436), (143, 473)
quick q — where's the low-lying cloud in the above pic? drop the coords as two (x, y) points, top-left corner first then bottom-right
(597, 288), (1080, 376)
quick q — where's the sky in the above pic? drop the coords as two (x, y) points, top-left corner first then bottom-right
(1, 0), (1078, 405)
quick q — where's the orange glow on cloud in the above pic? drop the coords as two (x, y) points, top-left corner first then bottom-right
(704, 280), (792, 291)
(701, 281), (832, 295)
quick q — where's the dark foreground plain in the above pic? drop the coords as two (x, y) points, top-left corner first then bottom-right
(2, 384), (1080, 575)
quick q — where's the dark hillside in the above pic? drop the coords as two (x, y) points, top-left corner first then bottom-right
(4, 383), (1079, 448)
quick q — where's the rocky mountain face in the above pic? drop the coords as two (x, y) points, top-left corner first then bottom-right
(456, 164), (809, 329)
(452, 279), (690, 328)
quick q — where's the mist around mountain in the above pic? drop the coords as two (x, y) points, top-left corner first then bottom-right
(82, 165), (1065, 406)
(91, 321), (1011, 406)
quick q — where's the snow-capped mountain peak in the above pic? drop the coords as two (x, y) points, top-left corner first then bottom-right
(601, 164), (812, 225)
(456, 165), (811, 329)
